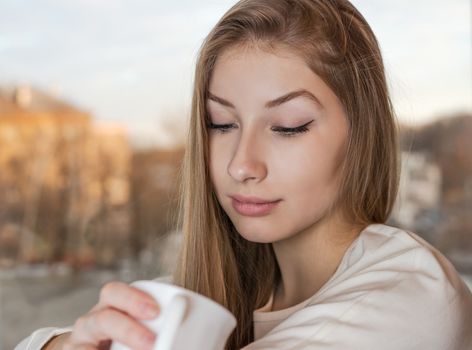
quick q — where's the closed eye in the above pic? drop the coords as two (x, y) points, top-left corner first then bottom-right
(207, 120), (314, 137)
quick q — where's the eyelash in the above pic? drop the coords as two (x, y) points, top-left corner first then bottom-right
(206, 120), (314, 137)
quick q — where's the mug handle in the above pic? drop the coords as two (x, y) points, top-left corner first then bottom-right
(154, 294), (187, 350)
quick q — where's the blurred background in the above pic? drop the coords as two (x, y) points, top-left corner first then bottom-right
(0, 0), (470, 348)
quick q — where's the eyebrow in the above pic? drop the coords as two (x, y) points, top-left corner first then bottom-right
(207, 89), (323, 110)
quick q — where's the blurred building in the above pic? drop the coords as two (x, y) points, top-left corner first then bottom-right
(390, 151), (442, 242)
(130, 147), (184, 260)
(395, 115), (472, 272)
(0, 85), (131, 267)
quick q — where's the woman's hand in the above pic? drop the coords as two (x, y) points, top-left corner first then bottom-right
(62, 281), (160, 350)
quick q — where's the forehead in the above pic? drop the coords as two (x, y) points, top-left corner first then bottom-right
(207, 46), (330, 111)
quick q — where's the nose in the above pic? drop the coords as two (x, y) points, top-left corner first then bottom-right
(227, 128), (267, 183)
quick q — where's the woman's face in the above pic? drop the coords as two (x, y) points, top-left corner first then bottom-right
(207, 46), (349, 243)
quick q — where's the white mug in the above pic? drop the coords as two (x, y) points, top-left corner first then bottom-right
(110, 280), (237, 350)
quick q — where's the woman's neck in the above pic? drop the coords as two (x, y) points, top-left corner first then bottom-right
(271, 217), (364, 311)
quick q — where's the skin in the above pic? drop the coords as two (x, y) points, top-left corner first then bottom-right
(208, 45), (363, 311)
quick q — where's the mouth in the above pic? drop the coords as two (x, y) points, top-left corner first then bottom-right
(230, 196), (282, 217)
(229, 194), (281, 204)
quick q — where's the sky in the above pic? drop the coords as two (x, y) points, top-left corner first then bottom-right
(0, 0), (470, 148)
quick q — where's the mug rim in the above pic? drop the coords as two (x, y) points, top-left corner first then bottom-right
(130, 279), (237, 323)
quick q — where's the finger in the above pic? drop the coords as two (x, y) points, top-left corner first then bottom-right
(64, 344), (96, 350)
(70, 308), (157, 350)
(96, 281), (160, 320)
(63, 338), (109, 350)
(63, 339), (96, 350)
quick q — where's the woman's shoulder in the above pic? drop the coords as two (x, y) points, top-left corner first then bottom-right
(261, 281), (471, 350)
(297, 223), (472, 347)
(257, 224), (472, 349)
(341, 223), (467, 290)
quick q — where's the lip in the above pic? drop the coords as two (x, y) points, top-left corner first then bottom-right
(230, 194), (281, 204)
(230, 195), (281, 217)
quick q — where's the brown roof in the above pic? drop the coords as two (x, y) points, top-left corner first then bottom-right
(0, 85), (87, 116)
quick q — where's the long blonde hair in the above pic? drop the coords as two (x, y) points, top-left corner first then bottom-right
(171, 0), (400, 348)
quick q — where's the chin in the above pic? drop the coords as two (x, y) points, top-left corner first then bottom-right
(232, 222), (282, 244)
(239, 233), (275, 244)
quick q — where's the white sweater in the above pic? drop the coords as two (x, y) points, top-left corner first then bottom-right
(14, 223), (472, 349)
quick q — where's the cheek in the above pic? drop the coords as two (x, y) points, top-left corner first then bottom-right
(263, 141), (344, 238)
(275, 138), (339, 182)
(273, 138), (345, 206)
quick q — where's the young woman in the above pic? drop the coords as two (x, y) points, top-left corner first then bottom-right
(16, 0), (472, 349)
